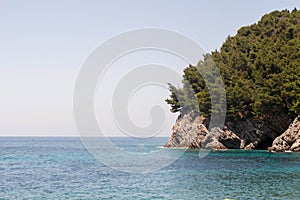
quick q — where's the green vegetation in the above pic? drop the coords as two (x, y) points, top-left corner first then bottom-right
(166, 9), (300, 120)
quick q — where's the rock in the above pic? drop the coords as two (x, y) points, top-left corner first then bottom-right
(200, 127), (227, 149)
(224, 112), (291, 149)
(290, 139), (300, 152)
(217, 127), (241, 149)
(268, 116), (300, 152)
(164, 113), (208, 148)
(244, 143), (255, 150)
(165, 111), (295, 150)
(165, 113), (241, 150)
(240, 140), (246, 149)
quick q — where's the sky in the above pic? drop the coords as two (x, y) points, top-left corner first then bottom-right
(0, 0), (299, 136)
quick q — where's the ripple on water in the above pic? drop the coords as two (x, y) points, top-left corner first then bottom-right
(0, 137), (299, 199)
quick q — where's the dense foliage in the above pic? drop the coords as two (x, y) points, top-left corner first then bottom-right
(166, 9), (300, 120)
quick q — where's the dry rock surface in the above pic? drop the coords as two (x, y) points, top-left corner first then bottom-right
(165, 112), (299, 152)
(268, 116), (300, 152)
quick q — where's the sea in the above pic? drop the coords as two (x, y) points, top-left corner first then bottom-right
(0, 137), (299, 200)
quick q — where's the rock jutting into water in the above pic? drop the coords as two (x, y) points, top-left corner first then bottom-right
(164, 112), (300, 152)
(164, 9), (300, 152)
(268, 116), (300, 152)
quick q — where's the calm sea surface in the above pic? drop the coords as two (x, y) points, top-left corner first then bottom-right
(0, 137), (299, 200)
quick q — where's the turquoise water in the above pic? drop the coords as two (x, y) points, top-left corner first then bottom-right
(0, 137), (299, 199)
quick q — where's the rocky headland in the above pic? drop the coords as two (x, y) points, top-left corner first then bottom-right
(164, 10), (300, 152)
(165, 113), (300, 152)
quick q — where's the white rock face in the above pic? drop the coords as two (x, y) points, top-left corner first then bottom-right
(165, 112), (296, 151)
(164, 113), (240, 150)
(268, 116), (300, 152)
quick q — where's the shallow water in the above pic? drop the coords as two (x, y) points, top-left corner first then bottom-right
(0, 137), (299, 199)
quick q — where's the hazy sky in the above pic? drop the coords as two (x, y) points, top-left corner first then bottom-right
(0, 0), (298, 136)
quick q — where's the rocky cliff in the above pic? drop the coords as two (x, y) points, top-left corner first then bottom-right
(164, 113), (227, 149)
(165, 112), (299, 152)
(268, 116), (300, 152)
(164, 10), (300, 152)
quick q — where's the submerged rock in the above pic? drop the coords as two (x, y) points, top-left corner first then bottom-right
(268, 116), (300, 152)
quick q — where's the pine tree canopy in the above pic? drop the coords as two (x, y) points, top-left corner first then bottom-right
(166, 9), (300, 120)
